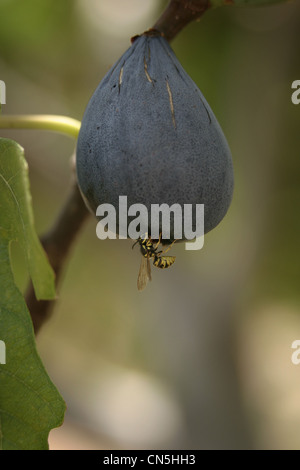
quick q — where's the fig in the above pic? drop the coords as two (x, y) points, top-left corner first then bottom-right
(76, 31), (234, 241)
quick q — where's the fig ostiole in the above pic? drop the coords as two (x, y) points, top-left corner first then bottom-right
(76, 31), (234, 245)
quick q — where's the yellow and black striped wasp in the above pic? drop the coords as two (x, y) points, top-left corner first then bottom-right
(132, 233), (177, 291)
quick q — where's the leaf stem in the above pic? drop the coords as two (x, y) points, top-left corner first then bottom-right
(0, 115), (81, 139)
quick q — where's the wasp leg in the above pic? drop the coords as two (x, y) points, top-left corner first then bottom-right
(153, 232), (162, 250)
(160, 239), (177, 254)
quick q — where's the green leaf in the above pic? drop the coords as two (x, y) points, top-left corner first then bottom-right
(0, 138), (65, 449)
(0, 138), (56, 299)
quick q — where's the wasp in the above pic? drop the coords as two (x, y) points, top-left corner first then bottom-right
(132, 234), (177, 291)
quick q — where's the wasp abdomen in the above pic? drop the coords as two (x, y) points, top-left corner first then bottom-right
(153, 256), (176, 269)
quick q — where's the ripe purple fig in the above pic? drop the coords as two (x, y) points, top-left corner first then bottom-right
(76, 32), (234, 241)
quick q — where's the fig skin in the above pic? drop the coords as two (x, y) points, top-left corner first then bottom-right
(76, 34), (234, 240)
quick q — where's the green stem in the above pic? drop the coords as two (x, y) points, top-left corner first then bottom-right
(0, 114), (81, 139)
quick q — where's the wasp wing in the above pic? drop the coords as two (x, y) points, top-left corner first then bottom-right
(147, 256), (152, 282)
(137, 256), (152, 291)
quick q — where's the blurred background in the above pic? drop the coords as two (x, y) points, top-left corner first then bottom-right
(1, 0), (300, 450)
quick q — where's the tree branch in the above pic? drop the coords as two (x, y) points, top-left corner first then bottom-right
(153, 0), (210, 42)
(25, 171), (90, 334)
